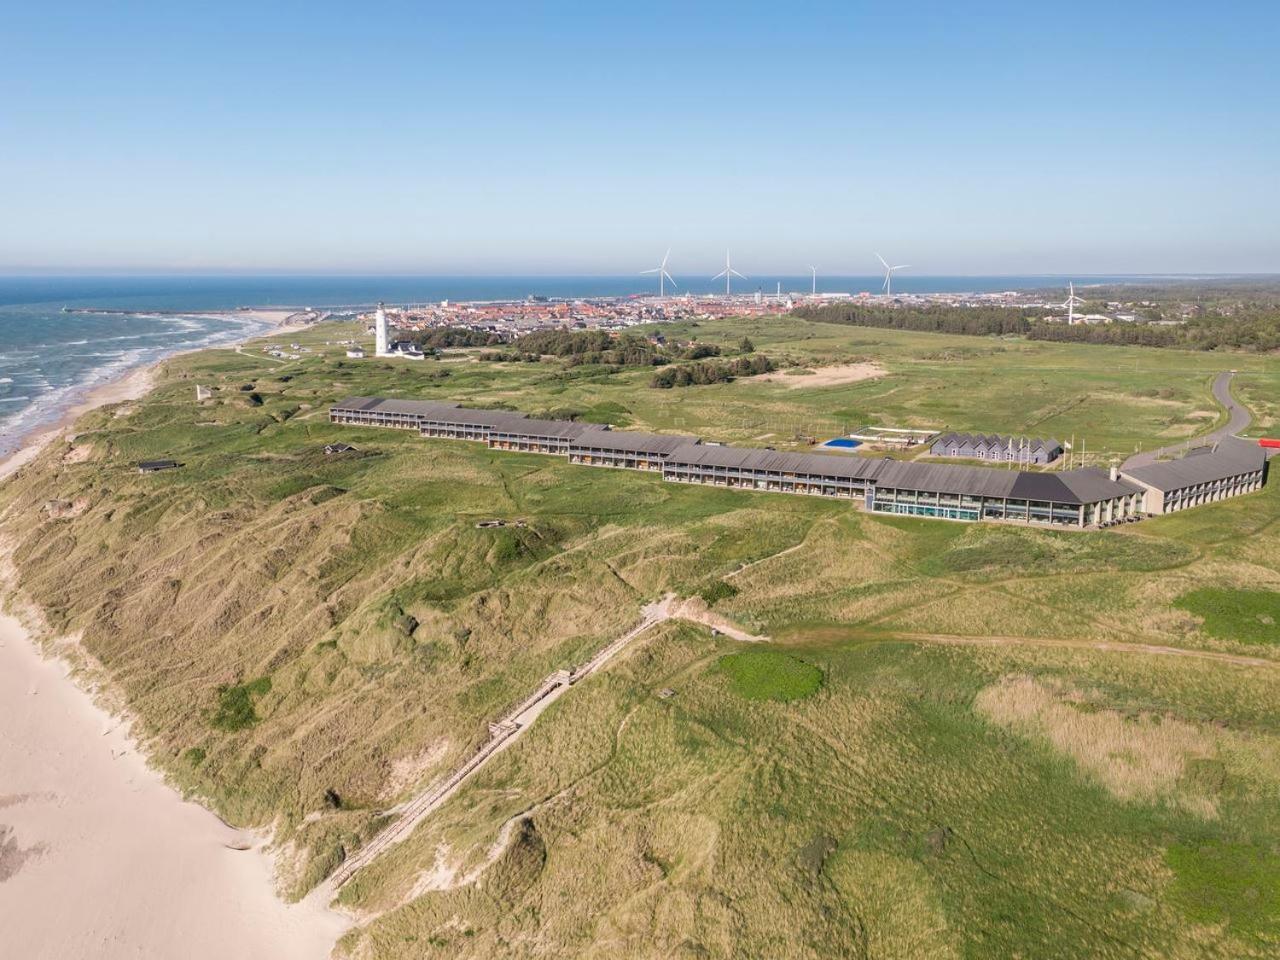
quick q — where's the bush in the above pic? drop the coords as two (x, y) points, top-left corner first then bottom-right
(650, 354), (775, 388)
(699, 580), (739, 606)
(210, 677), (272, 731)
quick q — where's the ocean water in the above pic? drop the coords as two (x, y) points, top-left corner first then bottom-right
(0, 272), (1184, 459)
(0, 281), (286, 458)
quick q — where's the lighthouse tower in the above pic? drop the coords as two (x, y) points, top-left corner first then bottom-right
(374, 302), (390, 356)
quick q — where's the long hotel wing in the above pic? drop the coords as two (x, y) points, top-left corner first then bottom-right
(330, 398), (1267, 528)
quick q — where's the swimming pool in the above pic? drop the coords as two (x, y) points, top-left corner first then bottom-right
(821, 437), (862, 449)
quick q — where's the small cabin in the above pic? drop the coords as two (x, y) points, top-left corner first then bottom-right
(137, 459), (180, 474)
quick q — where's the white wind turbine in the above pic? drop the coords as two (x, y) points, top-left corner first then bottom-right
(712, 250), (747, 296)
(876, 253), (910, 296)
(640, 248), (677, 297)
(1061, 281), (1085, 324)
(808, 265), (817, 296)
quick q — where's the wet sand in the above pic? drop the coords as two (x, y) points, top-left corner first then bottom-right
(0, 309), (311, 481)
(0, 365), (156, 481)
(0, 612), (348, 959)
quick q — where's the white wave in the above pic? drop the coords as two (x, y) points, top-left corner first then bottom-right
(0, 377), (12, 383)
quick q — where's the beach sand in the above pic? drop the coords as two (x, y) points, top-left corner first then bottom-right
(0, 308), (347, 958)
(0, 365), (156, 481)
(0, 613), (348, 959)
(0, 309), (311, 482)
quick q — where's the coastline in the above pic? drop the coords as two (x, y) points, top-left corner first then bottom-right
(0, 309), (309, 482)
(0, 609), (349, 960)
(0, 308), (347, 958)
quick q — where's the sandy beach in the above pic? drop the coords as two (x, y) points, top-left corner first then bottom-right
(0, 613), (348, 959)
(0, 307), (346, 958)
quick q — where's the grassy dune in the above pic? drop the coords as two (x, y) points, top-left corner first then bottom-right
(1, 318), (1278, 955)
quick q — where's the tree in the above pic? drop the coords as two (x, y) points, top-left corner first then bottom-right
(739, 336), (755, 353)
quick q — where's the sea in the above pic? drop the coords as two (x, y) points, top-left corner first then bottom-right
(0, 272), (1196, 459)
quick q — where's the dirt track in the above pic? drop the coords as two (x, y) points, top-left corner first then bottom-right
(896, 630), (1276, 668)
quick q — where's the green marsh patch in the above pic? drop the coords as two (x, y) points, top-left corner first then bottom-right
(1175, 588), (1280, 646)
(718, 650), (822, 702)
(1166, 839), (1280, 937)
(210, 676), (272, 731)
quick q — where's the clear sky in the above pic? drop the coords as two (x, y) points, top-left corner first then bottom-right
(2, 1), (1277, 275)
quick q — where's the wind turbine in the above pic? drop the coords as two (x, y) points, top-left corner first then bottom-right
(808, 265), (817, 296)
(1061, 281), (1085, 325)
(712, 250), (747, 296)
(876, 254), (910, 296)
(640, 248), (677, 297)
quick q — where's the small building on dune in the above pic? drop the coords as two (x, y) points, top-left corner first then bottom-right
(137, 459), (180, 474)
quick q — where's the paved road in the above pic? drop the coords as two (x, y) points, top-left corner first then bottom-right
(1123, 371), (1253, 469)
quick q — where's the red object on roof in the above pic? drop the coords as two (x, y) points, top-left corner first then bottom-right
(1259, 438), (1280, 449)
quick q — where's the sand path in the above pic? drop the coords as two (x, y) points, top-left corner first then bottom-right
(323, 595), (763, 892)
(753, 361), (886, 389)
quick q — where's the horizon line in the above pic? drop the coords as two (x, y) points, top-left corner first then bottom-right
(3, 269), (1277, 280)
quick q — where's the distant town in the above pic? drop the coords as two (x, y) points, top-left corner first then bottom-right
(339, 285), (1189, 342)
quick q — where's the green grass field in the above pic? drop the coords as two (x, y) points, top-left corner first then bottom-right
(1, 316), (1278, 957)
(718, 649), (823, 701)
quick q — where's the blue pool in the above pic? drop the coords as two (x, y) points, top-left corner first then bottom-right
(822, 437), (862, 449)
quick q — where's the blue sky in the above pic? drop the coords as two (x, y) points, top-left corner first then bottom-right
(2, 1), (1277, 274)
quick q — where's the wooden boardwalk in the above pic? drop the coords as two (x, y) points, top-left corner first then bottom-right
(324, 596), (675, 891)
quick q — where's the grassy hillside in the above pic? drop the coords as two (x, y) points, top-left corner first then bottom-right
(1, 318), (1278, 956)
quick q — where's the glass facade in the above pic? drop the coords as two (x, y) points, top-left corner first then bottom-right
(871, 500), (980, 521)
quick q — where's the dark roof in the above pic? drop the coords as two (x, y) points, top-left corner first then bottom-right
(1015, 468), (1141, 504)
(874, 459), (1019, 497)
(421, 407), (530, 429)
(668, 444), (1134, 503)
(666, 444), (883, 480)
(331, 396), (459, 417)
(570, 431), (700, 456)
(1121, 439), (1267, 492)
(332, 397), (1132, 504)
(878, 462), (1135, 503)
(933, 432), (1063, 454)
(489, 417), (603, 440)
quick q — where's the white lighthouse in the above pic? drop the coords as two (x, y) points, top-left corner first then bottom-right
(374, 301), (390, 356)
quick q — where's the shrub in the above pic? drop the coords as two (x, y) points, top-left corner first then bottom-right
(210, 677), (272, 731)
(699, 580), (739, 606)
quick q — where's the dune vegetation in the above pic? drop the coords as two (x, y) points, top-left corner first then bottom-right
(1, 315), (1278, 957)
